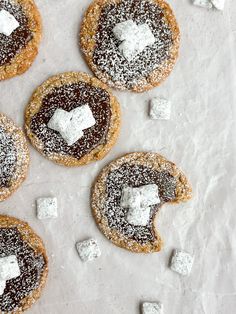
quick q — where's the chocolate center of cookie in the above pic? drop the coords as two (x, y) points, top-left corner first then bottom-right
(30, 82), (111, 159)
(105, 164), (176, 244)
(0, 227), (46, 312)
(93, 0), (173, 88)
(0, 127), (17, 189)
(0, 0), (32, 66)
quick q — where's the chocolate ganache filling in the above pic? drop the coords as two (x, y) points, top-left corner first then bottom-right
(0, 127), (17, 188)
(105, 164), (176, 244)
(0, 0), (32, 66)
(30, 82), (111, 159)
(0, 227), (46, 312)
(93, 0), (174, 88)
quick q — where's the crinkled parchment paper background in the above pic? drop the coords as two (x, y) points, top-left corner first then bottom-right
(1, 0), (236, 313)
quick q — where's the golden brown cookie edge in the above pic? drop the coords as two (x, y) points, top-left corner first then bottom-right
(91, 152), (192, 253)
(0, 214), (48, 314)
(0, 113), (29, 202)
(24, 72), (121, 167)
(0, 0), (42, 81)
(80, 0), (180, 92)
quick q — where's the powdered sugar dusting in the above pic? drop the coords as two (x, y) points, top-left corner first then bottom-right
(91, 0), (175, 89)
(104, 164), (176, 244)
(0, 227), (46, 312)
(0, 126), (17, 188)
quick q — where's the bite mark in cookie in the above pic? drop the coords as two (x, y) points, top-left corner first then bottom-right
(92, 152), (192, 253)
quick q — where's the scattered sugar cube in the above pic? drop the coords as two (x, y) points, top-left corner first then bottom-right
(149, 98), (171, 120)
(0, 9), (19, 36)
(0, 255), (20, 281)
(170, 249), (194, 276)
(211, 0), (225, 10)
(193, 0), (213, 8)
(48, 105), (95, 146)
(76, 239), (101, 262)
(113, 20), (155, 61)
(0, 280), (6, 296)
(142, 301), (164, 314)
(37, 197), (58, 219)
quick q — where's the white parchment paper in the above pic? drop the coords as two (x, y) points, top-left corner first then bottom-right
(0, 0), (236, 313)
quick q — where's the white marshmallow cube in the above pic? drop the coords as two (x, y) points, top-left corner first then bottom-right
(142, 302), (164, 314)
(211, 0), (225, 10)
(150, 97), (171, 120)
(121, 184), (160, 226)
(170, 249), (194, 276)
(0, 9), (19, 36)
(193, 0), (213, 8)
(0, 255), (20, 281)
(126, 206), (151, 226)
(113, 20), (155, 61)
(48, 105), (96, 146)
(0, 280), (6, 296)
(76, 239), (101, 262)
(37, 197), (58, 219)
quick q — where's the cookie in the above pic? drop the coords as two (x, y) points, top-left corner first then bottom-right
(0, 0), (42, 81)
(92, 152), (192, 253)
(80, 0), (180, 92)
(0, 215), (48, 313)
(0, 113), (29, 202)
(25, 72), (121, 167)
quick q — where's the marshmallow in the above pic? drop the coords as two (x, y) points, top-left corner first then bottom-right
(37, 197), (58, 219)
(76, 239), (101, 262)
(0, 255), (20, 281)
(193, 0), (213, 8)
(126, 206), (151, 226)
(0, 280), (6, 296)
(149, 97), (171, 120)
(142, 302), (164, 314)
(211, 0), (225, 10)
(48, 105), (96, 146)
(0, 9), (19, 36)
(113, 20), (155, 61)
(170, 249), (194, 276)
(121, 184), (160, 226)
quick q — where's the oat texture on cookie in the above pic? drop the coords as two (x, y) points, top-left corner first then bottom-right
(80, 0), (180, 92)
(25, 72), (121, 167)
(92, 152), (192, 253)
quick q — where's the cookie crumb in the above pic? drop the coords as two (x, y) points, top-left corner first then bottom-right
(170, 249), (194, 276)
(142, 301), (163, 314)
(149, 97), (171, 120)
(36, 197), (58, 219)
(76, 239), (101, 262)
(0, 255), (20, 281)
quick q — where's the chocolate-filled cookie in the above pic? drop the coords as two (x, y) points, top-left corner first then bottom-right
(92, 152), (192, 253)
(80, 0), (180, 92)
(25, 72), (121, 167)
(0, 113), (29, 202)
(0, 0), (42, 81)
(0, 215), (48, 313)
